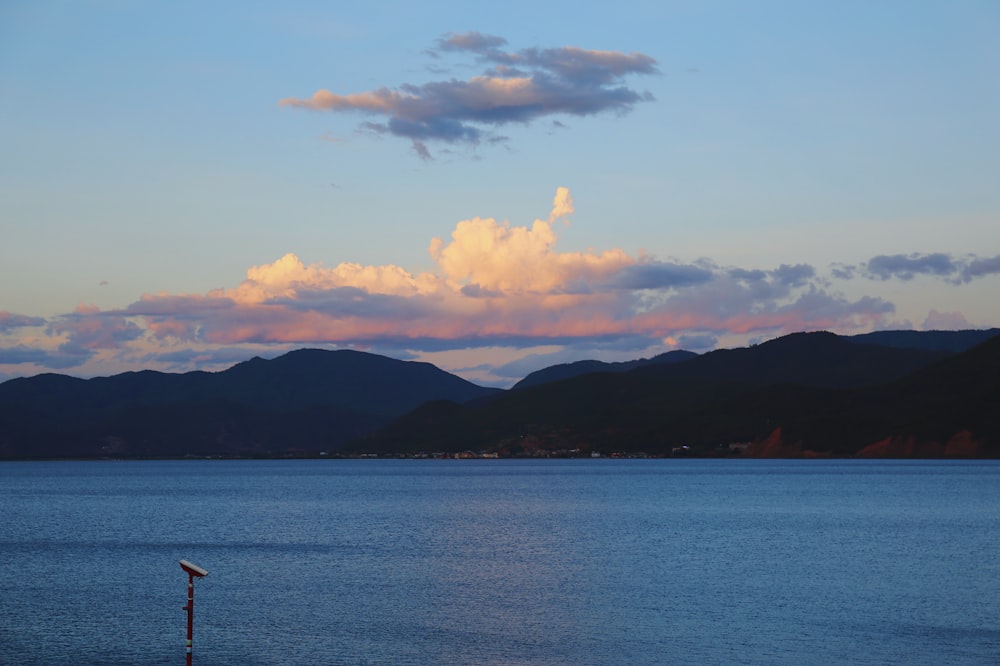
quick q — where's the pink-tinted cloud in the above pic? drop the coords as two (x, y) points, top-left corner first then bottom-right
(633, 278), (894, 341)
(280, 33), (658, 158)
(48, 306), (145, 350)
(4, 188), (996, 382)
(108, 188), (897, 352)
(429, 187), (633, 293)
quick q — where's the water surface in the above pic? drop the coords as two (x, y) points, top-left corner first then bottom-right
(1, 459), (998, 664)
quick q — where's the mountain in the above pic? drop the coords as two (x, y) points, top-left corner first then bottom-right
(855, 330), (1000, 455)
(5, 330), (997, 460)
(0, 349), (500, 459)
(848, 328), (1000, 352)
(356, 330), (1000, 457)
(627, 331), (951, 389)
(737, 332), (1000, 457)
(512, 350), (698, 390)
(510, 329), (997, 392)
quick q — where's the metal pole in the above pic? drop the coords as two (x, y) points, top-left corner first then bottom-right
(184, 572), (195, 666)
(179, 559), (207, 664)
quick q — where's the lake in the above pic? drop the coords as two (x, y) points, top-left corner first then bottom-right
(1, 459), (998, 665)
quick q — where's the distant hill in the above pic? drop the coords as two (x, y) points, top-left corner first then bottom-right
(628, 331), (951, 389)
(357, 330), (1000, 458)
(512, 350), (698, 390)
(0, 349), (500, 459)
(848, 328), (1000, 352)
(511, 329), (998, 392)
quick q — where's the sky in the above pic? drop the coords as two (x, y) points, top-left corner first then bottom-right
(1, 0), (999, 387)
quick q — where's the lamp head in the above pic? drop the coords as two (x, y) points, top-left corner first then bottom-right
(179, 560), (208, 578)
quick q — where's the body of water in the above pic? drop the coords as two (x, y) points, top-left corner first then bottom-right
(1, 459), (998, 665)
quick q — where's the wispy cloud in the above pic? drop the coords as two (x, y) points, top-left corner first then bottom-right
(280, 32), (658, 158)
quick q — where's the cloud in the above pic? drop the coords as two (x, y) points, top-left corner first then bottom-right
(0, 310), (99, 370)
(959, 254), (1000, 283)
(111, 188), (895, 352)
(428, 186), (634, 295)
(140, 346), (286, 371)
(48, 307), (145, 350)
(830, 263), (856, 280)
(670, 334), (718, 351)
(632, 275), (895, 340)
(861, 252), (1000, 285)
(922, 309), (971, 330)
(608, 262), (714, 290)
(435, 31), (509, 54)
(770, 263), (815, 288)
(0, 311), (46, 332)
(412, 140), (432, 161)
(4, 188), (997, 384)
(488, 335), (665, 380)
(866, 253), (957, 281)
(280, 33), (658, 157)
(0, 345), (92, 369)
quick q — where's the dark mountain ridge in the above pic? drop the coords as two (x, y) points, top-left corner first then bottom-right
(0, 349), (499, 459)
(848, 328), (1000, 352)
(630, 331), (951, 389)
(734, 332), (1000, 457)
(358, 330), (1000, 457)
(512, 349), (697, 390)
(508, 329), (997, 393)
(2, 329), (997, 459)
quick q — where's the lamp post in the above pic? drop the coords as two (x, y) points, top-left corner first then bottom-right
(179, 560), (208, 666)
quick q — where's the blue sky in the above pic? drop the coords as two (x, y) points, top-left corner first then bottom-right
(2, 0), (999, 386)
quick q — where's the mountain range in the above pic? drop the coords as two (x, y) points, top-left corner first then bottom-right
(0, 349), (498, 458)
(1, 329), (997, 459)
(360, 330), (1000, 457)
